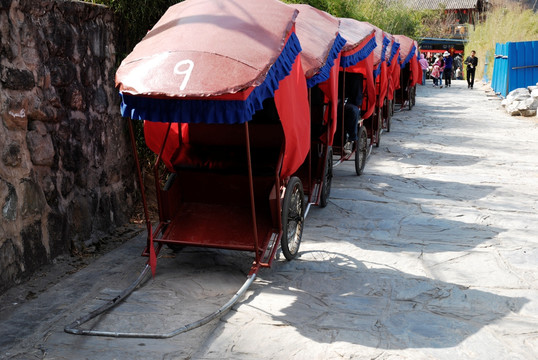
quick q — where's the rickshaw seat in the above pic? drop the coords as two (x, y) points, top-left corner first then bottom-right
(172, 122), (284, 176)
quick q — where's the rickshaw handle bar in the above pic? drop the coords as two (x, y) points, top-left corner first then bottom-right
(64, 265), (256, 338)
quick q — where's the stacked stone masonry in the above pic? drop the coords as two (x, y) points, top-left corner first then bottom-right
(0, 0), (137, 293)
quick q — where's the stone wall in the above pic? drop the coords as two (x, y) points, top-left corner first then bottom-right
(0, 0), (137, 293)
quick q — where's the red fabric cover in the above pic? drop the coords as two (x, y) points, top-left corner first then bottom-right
(144, 122), (183, 170)
(394, 35), (415, 64)
(411, 41), (423, 87)
(116, 0), (298, 99)
(345, 52), (376, 119)
(318, 53), (341, 146)
(339, 19), (375, 55)
(274, 55), (311, 178)
(371, 25), (388, 107)
(144, 54), (311, 180)
(410, 55), (422, 87)
(292, 4), (340, 79)
(377, 61), (389, 107)
(384, 33), (395, 63)
(371, 25), (385, 68)
(292, 4), (341, 147)
(339, 19), (376, 120)
(388, 48), (401, 100)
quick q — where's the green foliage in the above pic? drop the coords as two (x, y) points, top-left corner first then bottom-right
(284, 0), (361, 18)
(83, 0), (183, 56)
(284, 0), (434, 39)
(466, 3), (538, 81)
(354, 0), (428, 38)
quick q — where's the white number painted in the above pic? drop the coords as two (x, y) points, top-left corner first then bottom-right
(174, 60), (194, 91)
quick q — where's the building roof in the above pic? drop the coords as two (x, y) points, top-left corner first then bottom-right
(404, 0), (480, 10)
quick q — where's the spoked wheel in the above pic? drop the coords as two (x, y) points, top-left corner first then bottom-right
(355, 125), (367, 176)
(281, 176), (305, 261)
(319, 147), (333, 208)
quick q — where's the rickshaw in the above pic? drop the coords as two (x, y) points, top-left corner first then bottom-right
(382, 32), (399, 132)
(370, 23), (391, 145)
(394, 35), (421, 110)
(291, 4), (346, 209)
(65, 0), (311, 338)
(335, 18), (377, 175)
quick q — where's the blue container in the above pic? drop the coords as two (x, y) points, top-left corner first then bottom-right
(492, 41), (538, 97)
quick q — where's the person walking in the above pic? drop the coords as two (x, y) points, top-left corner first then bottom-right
(443, 51), (453, 87)
(419, 53), (429, 85)
(464, 50), (478, 89)
(437, 57), (445, 88)
(431, 56), (444, 88)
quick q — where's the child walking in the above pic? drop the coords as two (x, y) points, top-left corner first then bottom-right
(431, 56), (445, 88)
(431, 62), (440, 86)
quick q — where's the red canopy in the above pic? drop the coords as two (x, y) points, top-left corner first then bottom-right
(395, 34), (415, 67)
(371, 25), (389, 68)
(386, 34), (401, 101)
(292, 4), (346, 146)
(116, 0), (310, 178)
(384, 33), (395, 64)
(394, 34), (421, 87)
(369, 24), (390, 107)
(117, 0), (298, 99)
(292, 4), (343, 81)
(338, 18), (377, 119)
(411, 40), (422, 86)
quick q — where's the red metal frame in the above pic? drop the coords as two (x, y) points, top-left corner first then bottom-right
(131, 118), (289, 277)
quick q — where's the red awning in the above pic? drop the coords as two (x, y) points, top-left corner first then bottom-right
(116, 0), (311, 179)
(339, 18), (377, 119)
(394, 34), (415, 67)
(292, 4), (343, 81)
(117, 0), (298, 99)
(292, 4), (346, 146)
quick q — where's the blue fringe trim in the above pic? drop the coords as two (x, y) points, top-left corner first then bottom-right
(400, 45), (416, 68)
(373, 62), (381, 79)
(387, 42), (400, 67)
(340, 35), (377, 69)
(306, 33), (347, 88)
(120, 32), (302, 124)
(380, 36), (390, 63)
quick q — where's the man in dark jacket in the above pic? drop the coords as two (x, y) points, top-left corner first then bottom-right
(464, 50), (478, 89)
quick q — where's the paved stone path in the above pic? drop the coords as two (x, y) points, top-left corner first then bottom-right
(1, 79), (537, 359)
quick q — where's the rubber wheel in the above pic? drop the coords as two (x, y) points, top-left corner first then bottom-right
(355, 125), (367, 176)
(319, 147), (333, 208)
(281, 177), (304, 261)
